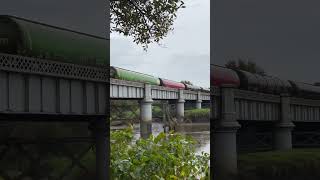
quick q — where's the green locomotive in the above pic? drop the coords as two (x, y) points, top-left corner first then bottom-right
(0, 15), (108, 66)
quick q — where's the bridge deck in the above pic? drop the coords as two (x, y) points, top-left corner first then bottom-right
(0, 53), (209, 120)
(211, 86), (320, 122)
(110, 78), (210, 100)
(0, 53), (108, 119)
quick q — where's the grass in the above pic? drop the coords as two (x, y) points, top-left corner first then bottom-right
(238, 148), (320, 180)
(185, 108), (210, 122)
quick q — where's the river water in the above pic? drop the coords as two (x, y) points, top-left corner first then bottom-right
(131, 122), (210, 155)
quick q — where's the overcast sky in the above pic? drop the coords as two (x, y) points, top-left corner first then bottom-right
(111, 0), (210, 88)
(213, 0), (320, 84)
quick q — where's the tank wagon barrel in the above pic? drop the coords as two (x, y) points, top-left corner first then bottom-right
(110, 66), (207, 91)
(289, 81), (320, 99)
(211, 64), (240, 87)
(184, 84), (202, 91)
(211, 64), (320, 100)
(159, 78), (185, 89)
(0, 15), (108, 66)
(110, 66), (210, 92)
(110, 66), (161, 85)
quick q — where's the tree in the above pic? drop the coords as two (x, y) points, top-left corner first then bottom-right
(181, 80), (193, 85)
(111, 0), (185, 50)
(225, 58), (266, 76)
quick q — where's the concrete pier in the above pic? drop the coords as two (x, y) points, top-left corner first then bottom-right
(140, 84), (153, 138)
(90, 118), (108, 180)
(196, 100), (202, 109)
(176, 89), (185, 122)
(273, 94), (295, 150)
(196, 91), (202, 109)
(213, 85), (241, 180)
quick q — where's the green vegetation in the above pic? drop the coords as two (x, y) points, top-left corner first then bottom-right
(0, 122), (95, 180)
(111, 100), (167, 123)
(111, 101), (211, 123)
(110, 100), (140, 123)
(111, 0), (185, 50)
(152, 105), (163, 119)
(1, 122), (210, 179)
(238, 149), (320, 180)
(225, 58), (266, 75)
(110, 127), (210, 179)
(185, 109), (210, 122)
(180, 80), (193, 85)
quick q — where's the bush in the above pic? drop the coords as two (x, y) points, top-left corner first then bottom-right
(0, 122), (93, 179)
(152, 105), (163, 119)
(110, 100), (140, 123)
(238, 149), (320, 180)
(110, 127), (210, 179)
(185, 109), (210, 122)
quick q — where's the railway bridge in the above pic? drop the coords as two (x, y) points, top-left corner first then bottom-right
(0, 53), (109, 179)
(110, 78), (210, 138)
(0, 52), (210, 180)
(212, 85), (320, 180)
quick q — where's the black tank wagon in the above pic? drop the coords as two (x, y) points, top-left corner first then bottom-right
(211, 65), (320, 99)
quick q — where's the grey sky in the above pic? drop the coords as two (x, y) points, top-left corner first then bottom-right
(1, 0), (108, 38)
(111, 0), (210, 88)
(213, 0), (320, 84)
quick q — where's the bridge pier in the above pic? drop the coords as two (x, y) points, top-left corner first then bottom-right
(196, 100), (202, 109)
(196, 91), (202, 109)
(273, 94), (295, 150)
(90, 118), (108, 180)
(176, 89), (185, 122)
(213, 85), (241, 180)
(140, 84), (153, 138)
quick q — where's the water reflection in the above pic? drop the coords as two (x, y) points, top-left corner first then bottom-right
(132, 122), (210, 154)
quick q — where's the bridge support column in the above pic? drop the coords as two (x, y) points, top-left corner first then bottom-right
(213, 85), (241, 180)
(196, 100), (202, 109)
(196, 91), (202, 109)
(140, 84), (153, 139)
(90, 118), (108, 180)
(176, 89), (185, 122)
(273, 94), (295, 150)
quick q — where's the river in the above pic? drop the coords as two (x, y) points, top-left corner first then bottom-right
(131, 122), (210, 155)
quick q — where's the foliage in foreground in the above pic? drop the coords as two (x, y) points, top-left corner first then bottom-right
(0, 122), (95, 180)
(110, 127), (210, 179)
(238, 149), (320, 180)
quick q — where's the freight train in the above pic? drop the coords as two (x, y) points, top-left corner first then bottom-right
(0, 15), (208, 92)
(111, 66), (209, 92)
(0, 15), (108, 66)
(211, 64), (320, 99)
